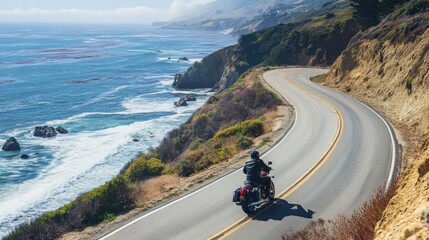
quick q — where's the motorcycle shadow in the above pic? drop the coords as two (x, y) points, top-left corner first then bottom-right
(250, 198), (315, 222)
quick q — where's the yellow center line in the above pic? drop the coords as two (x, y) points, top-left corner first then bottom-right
(207, 71), (344, 240)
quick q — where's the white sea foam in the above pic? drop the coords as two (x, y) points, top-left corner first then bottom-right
(0, 120), (163, 233)
(74, 85), (132, 108)
(127, 49), (159, 54)
(0, 93), (211, 236)
(157, 57), (201, 63)
(122, 96), (175, 114)
(160, 79), (174, 86)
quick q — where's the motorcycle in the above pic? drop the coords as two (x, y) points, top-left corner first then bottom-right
(232, 161), (275, 214)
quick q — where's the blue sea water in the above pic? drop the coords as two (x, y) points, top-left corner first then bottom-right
(0, 23), (236, 236)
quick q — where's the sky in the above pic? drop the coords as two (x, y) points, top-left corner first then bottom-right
(0, 0), (215, 24)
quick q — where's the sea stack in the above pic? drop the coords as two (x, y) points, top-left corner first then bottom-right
(2, 137), (21, 151)
(34, 126), (58, 138)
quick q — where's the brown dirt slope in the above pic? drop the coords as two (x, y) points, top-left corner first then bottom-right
(325, 13), (429, 239)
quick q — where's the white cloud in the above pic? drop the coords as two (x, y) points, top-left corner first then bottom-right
(0, 0), (216, 24)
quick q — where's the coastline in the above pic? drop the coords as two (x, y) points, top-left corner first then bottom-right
(0, 25), (237, 237)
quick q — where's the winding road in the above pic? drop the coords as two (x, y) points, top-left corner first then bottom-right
(100, 68), (397, 240)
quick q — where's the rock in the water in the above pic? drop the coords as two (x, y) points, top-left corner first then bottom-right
(56, 126), (69, 134)
(181, 95), (197, 101)
(21, 154), (30, 159)
(178, 57), (189, 61)
(2, 137), (21, 151)
(174, 99), (188, 107)
(34, 126), (57, 138)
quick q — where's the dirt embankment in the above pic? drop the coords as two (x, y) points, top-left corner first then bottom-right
(325, 18), (429, 239)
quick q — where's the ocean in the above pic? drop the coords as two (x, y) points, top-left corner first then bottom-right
(0, 23), (236, 236)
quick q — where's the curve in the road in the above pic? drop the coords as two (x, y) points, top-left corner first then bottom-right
(208, 72), (345, 240)
(99, 68), (397, 240)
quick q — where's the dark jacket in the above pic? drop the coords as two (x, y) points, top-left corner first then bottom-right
(243, 158), (271, 182)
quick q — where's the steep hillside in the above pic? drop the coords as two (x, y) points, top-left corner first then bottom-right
(172, 45), (248, 91)
(325, 11), (429, 239)
(174, 4), (359, 91)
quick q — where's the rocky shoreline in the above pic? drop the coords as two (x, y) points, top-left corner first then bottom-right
(2, 125), (69, 158)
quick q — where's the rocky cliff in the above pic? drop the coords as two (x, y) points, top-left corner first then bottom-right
(325, 13), (429, 239)
(174, 5), (359, 91)
(173, 45), (249, 91)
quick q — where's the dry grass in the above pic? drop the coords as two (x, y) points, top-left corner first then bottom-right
(262, 109), (281, 132)
(283, 182), (397, 240)
(136, 175), (181, 203)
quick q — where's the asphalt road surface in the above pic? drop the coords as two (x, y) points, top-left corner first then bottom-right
(100, 68), (396, 240)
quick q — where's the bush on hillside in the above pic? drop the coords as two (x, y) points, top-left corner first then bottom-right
(214, 119), (264, 139)
(175, 159), (195, 177)
(125, 155), (166, 182)
(154, 81), (280, 164)
(5, 175), (134, 240)
(173, 119), (264, 176)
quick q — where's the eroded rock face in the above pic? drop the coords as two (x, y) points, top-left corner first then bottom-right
(2, 137), (21, 151)
(325, 16), (429, 240)
(173, 45), (248, 91)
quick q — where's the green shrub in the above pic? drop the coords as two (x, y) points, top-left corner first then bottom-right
(310, 73), (328, 83)
(175, 159), (195, 177)
(189, 138), (205, 150)
(195, 159), (211, 172)
(125, 156), (166, 182)
(4, 175), (134, 240)
(214, 119), (264, 139)
(404, 0), (429, 15)
(81, 175), (135, 224)
(237, 135), (253, 149)
(237, 60), (250, 68)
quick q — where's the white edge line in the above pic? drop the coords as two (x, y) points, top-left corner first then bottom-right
(99, 69), (298, 240)
(305, 73), (397, 191)
(355, 101), (397, 191)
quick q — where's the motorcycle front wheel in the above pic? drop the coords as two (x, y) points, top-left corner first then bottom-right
(269, 181), (275, 200)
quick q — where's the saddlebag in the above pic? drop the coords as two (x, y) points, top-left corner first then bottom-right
(232, 188), (241, 203)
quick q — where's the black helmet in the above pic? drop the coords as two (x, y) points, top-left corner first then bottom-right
(250, 150), (259, 159)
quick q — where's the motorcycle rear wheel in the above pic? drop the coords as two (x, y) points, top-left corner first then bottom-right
(241, 198), (255, 214)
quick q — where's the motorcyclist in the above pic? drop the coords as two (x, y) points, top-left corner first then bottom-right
(242, 150), (271, 196)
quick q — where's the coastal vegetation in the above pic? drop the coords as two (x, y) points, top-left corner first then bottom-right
(309, 73), (328, 83)
(4, 175), (134, 240)
(237, 5), (358, 67)
(5, 69), (283, 239)
(6, 0), (428, 238)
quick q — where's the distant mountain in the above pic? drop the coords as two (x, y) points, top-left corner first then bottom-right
(176, 0), (294, 21)
(154, 0), (337, 35)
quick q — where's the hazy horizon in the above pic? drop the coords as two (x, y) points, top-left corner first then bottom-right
(0, 0), (216, 24)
